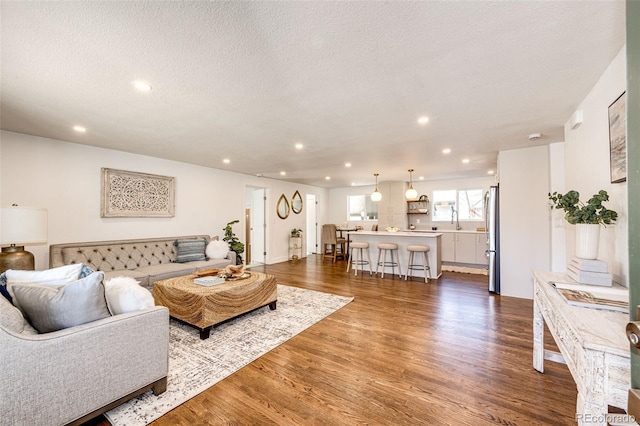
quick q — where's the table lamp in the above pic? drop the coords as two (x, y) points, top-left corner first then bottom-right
(0, 205), (48, 273)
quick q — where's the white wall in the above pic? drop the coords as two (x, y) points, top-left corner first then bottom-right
(498, 145), (551, 299)
(562, 46), (628, 286)
(410, 176), (496, 232)
(548, 142), (567, 272)
(327, 185), (377, 230)
(327, 176), (495, 232)
(0, 131), (328, 269)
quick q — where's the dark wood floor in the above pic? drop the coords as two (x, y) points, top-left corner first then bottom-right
(88, 256), (578, 425)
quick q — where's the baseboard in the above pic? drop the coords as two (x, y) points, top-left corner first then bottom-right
(442, 263), (489, 275)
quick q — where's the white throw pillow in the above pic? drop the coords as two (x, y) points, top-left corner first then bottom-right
(104, 276), (155, 315)
(6, 263), (83, 300)
(206, 240), (230, 259)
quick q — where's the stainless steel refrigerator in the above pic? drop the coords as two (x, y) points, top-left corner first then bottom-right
(484, 186), (500, 294)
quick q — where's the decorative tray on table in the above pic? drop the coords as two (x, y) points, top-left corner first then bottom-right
(193, 268), (221, 278)
(225, 272), (251, 281)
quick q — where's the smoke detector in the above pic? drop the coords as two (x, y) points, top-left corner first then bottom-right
(528, 133), (542, 141)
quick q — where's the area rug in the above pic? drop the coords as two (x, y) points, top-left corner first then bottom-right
(105, 284), (353, 426)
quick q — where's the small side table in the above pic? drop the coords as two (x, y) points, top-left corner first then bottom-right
(289, 235), (302, 261)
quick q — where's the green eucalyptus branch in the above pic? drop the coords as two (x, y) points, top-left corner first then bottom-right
(548, 190), (618, 225)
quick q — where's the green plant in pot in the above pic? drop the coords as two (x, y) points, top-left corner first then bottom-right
(548, 190), (618, 259)
(223, 220), (245, 265)
(291, 228), (302, 237)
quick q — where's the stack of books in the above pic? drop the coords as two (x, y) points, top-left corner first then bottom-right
(193, 276), (225, 286)
(552, 282), (628, 313)
(566, 257), (612, 287)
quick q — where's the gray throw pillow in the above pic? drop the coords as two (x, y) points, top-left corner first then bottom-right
(11, 272), (111, 333)
(174, 238), (207, 263)
(0, 293), (37, 335)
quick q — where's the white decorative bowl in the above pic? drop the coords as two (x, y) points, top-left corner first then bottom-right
(417, 208), (428, 213)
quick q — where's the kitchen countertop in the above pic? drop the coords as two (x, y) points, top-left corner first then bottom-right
(348, 230), (443, 237)
(348, 230), (443, 278)
(404, 229), (485, 234)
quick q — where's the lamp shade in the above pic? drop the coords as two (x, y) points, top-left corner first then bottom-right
(371, 173), (382, 202)
(0, 206), (48, 245)
(405, 187), (418, 201)
(405, 169), (418, 201)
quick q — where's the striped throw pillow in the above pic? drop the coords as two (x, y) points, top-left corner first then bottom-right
(174, 238), (207, 263)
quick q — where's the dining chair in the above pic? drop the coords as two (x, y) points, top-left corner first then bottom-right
(321, 224), (346, 263)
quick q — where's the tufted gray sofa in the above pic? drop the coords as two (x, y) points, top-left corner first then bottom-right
(49, 235), (234, 290)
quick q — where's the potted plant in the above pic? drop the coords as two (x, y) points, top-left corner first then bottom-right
(223, 220), (245, 265)
(290, 228), (302, 238)
(548, 190), (618, 259)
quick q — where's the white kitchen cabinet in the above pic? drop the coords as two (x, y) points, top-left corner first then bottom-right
(440, 233), (455, 262)
(438, 231), (488, 265)
(454, 233), (477, 264)
(377, 181), (408, 230)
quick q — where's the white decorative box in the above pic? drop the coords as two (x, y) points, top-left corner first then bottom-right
(193, 276), (225, 286)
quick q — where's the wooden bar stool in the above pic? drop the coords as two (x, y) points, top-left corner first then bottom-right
(376, 243), (402, 278)
(405, 244), (431, 283)
(346, 241), (372, 276)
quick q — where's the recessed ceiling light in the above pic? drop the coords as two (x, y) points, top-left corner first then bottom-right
(351, 182), (356, 186)
(295, 143), (303, 149)
(280, 171), (286, 176)
(345, 162), (351, 167)
(417, 116), (429, 125)
(419, 176), (424, 180)
(73, 126), (86, 133)
(325, 176), (331, 180)
(462, 158), (470, 164)
(488, 170), (495, 175)
(133, 81), (152, 92)
(222, 158), (230, 164)
(442, 148), (451, 154)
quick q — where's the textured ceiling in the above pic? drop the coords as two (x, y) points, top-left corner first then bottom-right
(0, 1), (626, 188)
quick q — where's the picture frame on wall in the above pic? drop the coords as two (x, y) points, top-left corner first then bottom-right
(608, 91), (626, 183)
(101, 168), (175, 217)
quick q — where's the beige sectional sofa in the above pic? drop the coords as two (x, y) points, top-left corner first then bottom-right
(49, 235), (234, 289)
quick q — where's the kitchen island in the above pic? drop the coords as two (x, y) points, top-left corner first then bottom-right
(348, 231), (442, 279)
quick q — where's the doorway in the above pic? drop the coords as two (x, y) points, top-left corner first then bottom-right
(306, 194), (318, 255)
(246, 186), (267, 266)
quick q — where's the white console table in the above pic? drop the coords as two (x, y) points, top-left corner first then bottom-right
(533, 270), (631, 425)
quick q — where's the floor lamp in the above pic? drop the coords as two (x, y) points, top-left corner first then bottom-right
(0, 205), (48, 274)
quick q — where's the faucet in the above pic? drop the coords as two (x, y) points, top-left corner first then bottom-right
(451, 206), (461, 230)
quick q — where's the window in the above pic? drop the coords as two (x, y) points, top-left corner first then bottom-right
(432, 189), (484, 222)
(347, 195), (378, 221)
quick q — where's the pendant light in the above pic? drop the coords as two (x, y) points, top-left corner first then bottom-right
(371, 173), (382, 202)
(405, 169), (418, 200)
